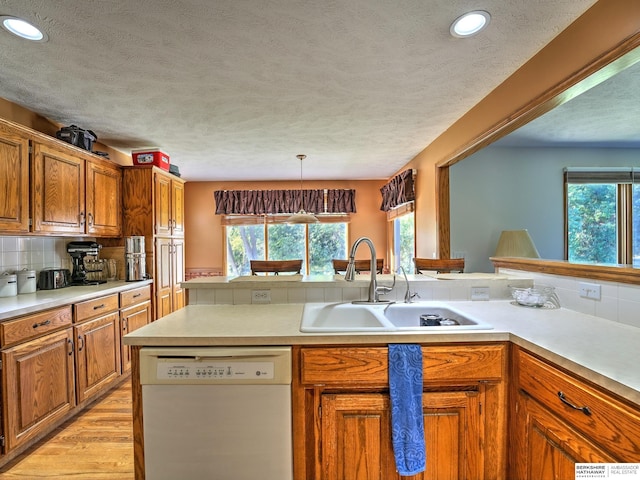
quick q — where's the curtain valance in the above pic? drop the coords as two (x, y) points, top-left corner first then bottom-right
(380, 169), (415, 212)
(214, 189), (356, 215)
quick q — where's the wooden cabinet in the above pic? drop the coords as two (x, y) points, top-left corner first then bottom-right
(293, 344), (508, 480)
(154, 237), (185, 318)
(510, 347), (640, 479)
(85, 159), (122, 236)
(120, 285), (152, 373)
(123, 166), (185, 319)
(31, 138), (121, 236)
(73, 295), (121, 403)
(31, 141), (85, 234)
(0, 122), (30, 232)
(322, 391), (481, 480)
(1, 307), (75, 452)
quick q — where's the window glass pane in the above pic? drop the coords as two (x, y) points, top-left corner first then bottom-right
(634, 184), (640, 266)
(393, 212), (415, 272)
(225, 225), (265, 275)
(309, 223), (347, 275)
(567, 184), (617, 264)
(267, 224), (306, 263)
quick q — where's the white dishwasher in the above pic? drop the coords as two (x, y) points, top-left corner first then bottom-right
(139, 346), (292, 480)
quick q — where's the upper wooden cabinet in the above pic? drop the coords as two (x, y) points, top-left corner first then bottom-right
(123, 166), (185, 238)
(0, 123), (30, 233)
(31, 141), (86, 234)
(86, 159), (122, 236)
(0, 118), (122, 236)
(32, 140), (122, 237)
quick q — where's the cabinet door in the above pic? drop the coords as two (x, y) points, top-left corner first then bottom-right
(171, 179), (185, 236)
(155, 237), (173, 318)
(172, 237), (185, 311)
(32, 142), (85, 234)
(74, 312), (121, 403)
(2, 328), (75, 452)
(154, 172), (172, 236)
(321, 391), (482, 480)
(0, 126), (30, 232)
(86, 160), (122, 236)
(120, 300), (151, 373)
(512, 392), (614, 480)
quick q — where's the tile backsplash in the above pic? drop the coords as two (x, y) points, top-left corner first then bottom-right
(499, 268), (640, 329)
(0, 236), (85, 274)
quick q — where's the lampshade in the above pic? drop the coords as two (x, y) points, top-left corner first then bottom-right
(494, 230), (540, 258)
(287, 154), (319, 224)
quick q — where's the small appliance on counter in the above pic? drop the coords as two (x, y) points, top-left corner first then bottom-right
(16, 269), (37, 294)
(67, 241), (107, 286)
(0, 272), (17, 297)
(125, 236), (147, 281)
(39, 268), (71, 290)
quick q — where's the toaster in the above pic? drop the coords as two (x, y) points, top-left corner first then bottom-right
(39, 269), (71, 290)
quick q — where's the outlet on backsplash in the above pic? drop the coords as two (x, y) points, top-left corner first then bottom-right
(579, 282), (601, 300)
(252, 290), (271, 304)
(471, 286), (490, 301)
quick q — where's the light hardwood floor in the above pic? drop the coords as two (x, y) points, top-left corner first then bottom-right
(0, 379), (134, 479)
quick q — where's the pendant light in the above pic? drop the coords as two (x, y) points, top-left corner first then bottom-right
(287, 154), (319, 224)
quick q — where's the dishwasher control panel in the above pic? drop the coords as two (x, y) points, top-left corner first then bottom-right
(139, 347), (292, 385)
(157, 360), (275, 380)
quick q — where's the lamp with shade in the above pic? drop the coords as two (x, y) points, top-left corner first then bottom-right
(494, 230), (540, 258)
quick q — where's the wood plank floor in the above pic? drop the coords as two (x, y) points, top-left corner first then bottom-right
(0, 379), (134, 479)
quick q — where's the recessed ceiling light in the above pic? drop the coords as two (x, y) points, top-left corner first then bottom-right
(0, 15), (47, 42)
(450, 10), (491, 38)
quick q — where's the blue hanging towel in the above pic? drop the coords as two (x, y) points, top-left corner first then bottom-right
(388, 344), (426, 476)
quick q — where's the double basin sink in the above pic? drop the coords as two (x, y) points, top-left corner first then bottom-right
(300, 301), (493, 333)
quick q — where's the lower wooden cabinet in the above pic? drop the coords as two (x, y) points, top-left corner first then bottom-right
(1, 328), (75, 451)
(74, 312), (121, 403)
(120, 300), (151, 373)
(510, 347), (640, 480)
(293, 344), (508, 480)
(155, 236), (184, 318)
(321, 390), (482, 480)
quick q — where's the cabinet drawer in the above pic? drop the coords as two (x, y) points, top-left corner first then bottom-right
(0, 306), (72, 347)
(120, 285), (151, 308)
(517, 349), (640, 460)
(75, 294), (119, 322)
(300, 344), (505, 386)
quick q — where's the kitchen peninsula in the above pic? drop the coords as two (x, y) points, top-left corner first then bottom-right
(125, 274), (640, 480)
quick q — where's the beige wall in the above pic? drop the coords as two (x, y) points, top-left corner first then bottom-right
(184, 180), (387, 273)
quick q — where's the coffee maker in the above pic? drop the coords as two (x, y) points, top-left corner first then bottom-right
(67, 241), (107, 285)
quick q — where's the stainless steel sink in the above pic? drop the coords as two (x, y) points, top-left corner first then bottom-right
(300, 301), (492, 332)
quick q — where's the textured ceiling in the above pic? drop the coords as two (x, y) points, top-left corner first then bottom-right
(495, 59), (640, 148)
(0, 0), (599, 181)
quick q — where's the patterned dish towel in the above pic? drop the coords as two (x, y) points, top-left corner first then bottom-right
(388, 344), (426, 476)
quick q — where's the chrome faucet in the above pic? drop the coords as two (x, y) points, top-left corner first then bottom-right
(345, 237), (393, 304)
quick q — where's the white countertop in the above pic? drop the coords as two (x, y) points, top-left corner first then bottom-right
(0, 280), (153, 320)
(124, 300), (640, 405)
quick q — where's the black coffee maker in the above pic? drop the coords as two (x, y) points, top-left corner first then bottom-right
(67, 241), (107, 285)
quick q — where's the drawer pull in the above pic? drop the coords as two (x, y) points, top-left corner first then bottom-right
(133, 293), (141, 298)
(93, 304), (106, 310)
(32, 319), (51, 329)
(558, 391), (592, 415)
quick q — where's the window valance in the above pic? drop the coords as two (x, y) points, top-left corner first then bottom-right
(564, 167), (639, 184)
(214, 189), (356, 215)
(380, 169), (415, 212)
